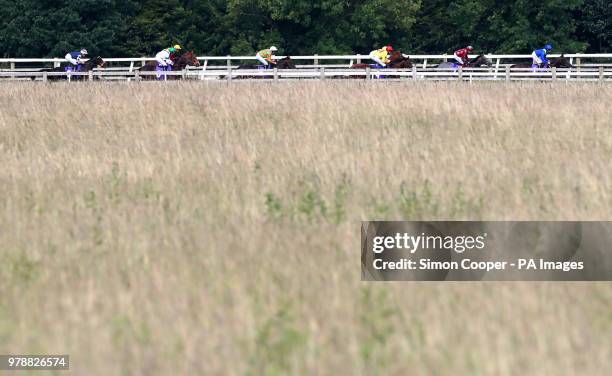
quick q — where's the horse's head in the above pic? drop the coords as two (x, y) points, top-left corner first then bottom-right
(389, 51), (404, 63)
(178, 51), (200, 67)
(89, 56), (105, 68)
(551, 54), (573, 68)
(471, 55), (492, 67)
(278, 56), (296, 69)
(388, 51), (412, 68)
(399, 55), (413, 68)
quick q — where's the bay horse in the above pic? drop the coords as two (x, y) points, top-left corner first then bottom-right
(436, 54), (492, 69)
(350, 50), (413, 69)
(236, 56), (296, 70)
(233, 57), (296, 79)
(510, 54), (573, 70)
(348, 51), (413, 79)
(137, 50), (200, 80)
(40, 56), (106, 81)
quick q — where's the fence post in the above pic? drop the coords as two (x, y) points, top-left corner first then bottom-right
(412, 66), (417, 80)
(599, 66), (604, 82)
(135, 70), (140, 81)
(10, 61), (15, 70)
(356, 54), (362, 64)
(365, 66), (371, 80)
(505, 65), (510, 82)
(314, 54), (319, 66)
(576, 57), (581, 72)
(226, 55), (231, 70)
(182, 69), (187, 80)
(42, 71), (48, 83)
(88, 70), (93, 81)
(551, 67), (557, 81)
(227, 67), (232, 81)
(320, 67), (325, 81)
(494, 58), (500, 78)
(273, 67), (278, 81)
(458, 66), (463, 81)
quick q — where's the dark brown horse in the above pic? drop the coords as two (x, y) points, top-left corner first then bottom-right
(40, 56), (106, 81)
(350, 50), (413, 69)
(233, 57), (296, 79)
(388, 51), (413, 68)
(137, 50), (200, 80)
(510, 54), (573, 69)
(236, 56), (297, 70)
(348, 51), (412, 79)
(436, 54), (492, 69)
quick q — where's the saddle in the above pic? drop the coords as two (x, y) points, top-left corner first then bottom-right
(64, 64), (82, 72)
(156, 64), (173, 72)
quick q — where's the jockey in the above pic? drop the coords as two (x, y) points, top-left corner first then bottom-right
(532, 44), (553, 67)
(369, 45), (393, 67)
(255, 46), (278, 67)
(453, 46), (474, 66)
(65, 49), (88, 67)
(155, 45), (182, 68)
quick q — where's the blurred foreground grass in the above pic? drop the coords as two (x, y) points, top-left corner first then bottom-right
(0, 81), (610, 375)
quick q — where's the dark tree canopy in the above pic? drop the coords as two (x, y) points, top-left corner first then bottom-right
(0, 0), (609, 57)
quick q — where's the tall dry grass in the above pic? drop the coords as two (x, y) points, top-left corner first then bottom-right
(0, 81), (610, 375)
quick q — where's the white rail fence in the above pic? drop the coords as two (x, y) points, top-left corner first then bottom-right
(1, 53), (612, 72)
(1, 66), (611, 82)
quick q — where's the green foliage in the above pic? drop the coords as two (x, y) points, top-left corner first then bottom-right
(111, 315), (152, 346)
(577, 0), (612, 52)
(410, 0), (588, 53)
(9, 253), (40, 285)
(298, 189), (327, 222)
(0, 0), (607, 57)
(0, 0), (137, 57)
(359, 287), (399, 371)
(252, 303), (306, 376)
(398, 180), (439, 219)
(267, 178), (351, 223)
(265, 192), (283, 220)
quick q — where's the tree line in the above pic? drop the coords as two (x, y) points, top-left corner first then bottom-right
(0, 0), (609, 58)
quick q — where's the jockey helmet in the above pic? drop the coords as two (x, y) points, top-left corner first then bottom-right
(386, 45), (394, 52)
(174, 45), (182, 50)
(544, 44), (553, 50)
(467, 45), (474, 51)
(168, 47), (176, 53)
(80, 49), (88, 55)
(270, 46), (278, 52)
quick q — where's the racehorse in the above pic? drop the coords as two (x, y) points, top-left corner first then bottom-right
(233, 56), (297, 79)
(348, 51), (412, 79)
(388, 51), (413, 68)
(436, 54), (492, 69)
(40, 56), (106, 81)
(350, 50), (413, 69)
(236, 56), (297, 70)
(510, 54), (573, 70)
(137, 50), (200, 80)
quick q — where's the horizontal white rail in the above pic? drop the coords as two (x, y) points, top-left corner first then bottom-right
(1, 53), (612, 69)
(1, 67), (611, 83)
(1, 53), (612, 62)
